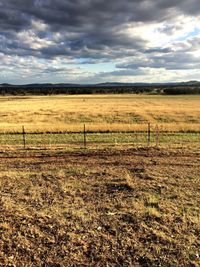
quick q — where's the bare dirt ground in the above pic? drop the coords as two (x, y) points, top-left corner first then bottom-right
(0, 147), (199, 266)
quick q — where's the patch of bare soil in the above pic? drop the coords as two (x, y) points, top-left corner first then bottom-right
(0, 147), (199, 266)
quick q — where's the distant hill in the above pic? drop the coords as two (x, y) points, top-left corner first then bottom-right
(0, 81), (200, 95)
(1, 80), (200, 88)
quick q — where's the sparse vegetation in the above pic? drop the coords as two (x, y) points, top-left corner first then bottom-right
(0, 147), (199, 266)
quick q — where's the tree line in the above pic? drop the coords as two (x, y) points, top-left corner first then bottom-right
(0, 85), (199, 95)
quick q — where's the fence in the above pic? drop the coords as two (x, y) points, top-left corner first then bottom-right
(0, 124), (199, 150)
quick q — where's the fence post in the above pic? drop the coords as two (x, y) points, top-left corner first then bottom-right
(22, 125), (26, 149)
(83, 124), (86, 149)
(147, 122), (151, 146)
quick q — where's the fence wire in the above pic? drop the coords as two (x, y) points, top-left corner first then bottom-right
(0, 131), (199, 150)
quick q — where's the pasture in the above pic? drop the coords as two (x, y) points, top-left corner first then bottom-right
(0, 94), (199, 266)
(0, 94), (200, 133)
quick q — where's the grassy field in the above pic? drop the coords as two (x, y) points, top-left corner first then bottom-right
(0, 94), (200, 133)
(0, 94), (199, 266)
(0, 147), (199, 266)
(0, 132), (200, 149)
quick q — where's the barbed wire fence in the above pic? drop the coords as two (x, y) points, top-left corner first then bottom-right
(0, 123), (199, 150)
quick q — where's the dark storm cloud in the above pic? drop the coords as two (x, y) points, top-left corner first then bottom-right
(1, 0), (151, 60)
(156, 0), (200, 16)
(1, 0), (200, 82)
(1, 0), (200, 29)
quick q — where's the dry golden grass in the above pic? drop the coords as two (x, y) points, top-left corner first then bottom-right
(0, 94), (199, 132)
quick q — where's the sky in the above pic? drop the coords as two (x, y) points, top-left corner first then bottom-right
(1, 0), (200, 84)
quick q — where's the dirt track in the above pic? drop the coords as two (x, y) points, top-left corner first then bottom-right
(0, 146), (199, 165)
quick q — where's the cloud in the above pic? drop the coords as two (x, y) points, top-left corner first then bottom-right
(117, 51), (200, 70)
(1, 0), (200, 83)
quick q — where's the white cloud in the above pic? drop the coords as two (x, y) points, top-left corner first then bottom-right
(125, 14), (200, 48)
(17, 30), (54, 49)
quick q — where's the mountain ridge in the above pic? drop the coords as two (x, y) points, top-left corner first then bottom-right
(0, 81), (200, 88)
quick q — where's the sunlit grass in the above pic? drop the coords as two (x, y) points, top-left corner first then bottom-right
(0, 94), (199, 133)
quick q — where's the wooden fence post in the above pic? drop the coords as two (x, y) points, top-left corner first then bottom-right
(22, 125), (26, 149)
(83, 124), (86, 149)
(147, 122), (151, 146)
